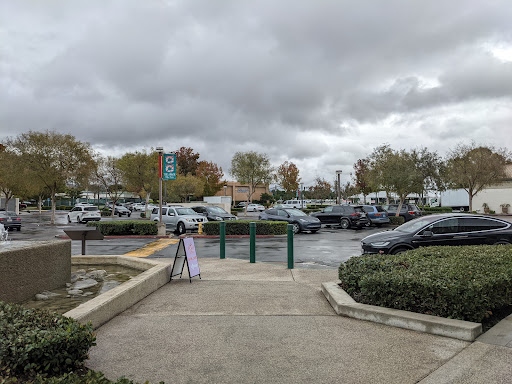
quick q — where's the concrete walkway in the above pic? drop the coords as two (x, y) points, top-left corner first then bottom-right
(87, 259), (512, 384)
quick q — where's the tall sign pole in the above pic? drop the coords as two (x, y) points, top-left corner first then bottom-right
(336, 170), (342, 205)
(156, 147), (164, 225)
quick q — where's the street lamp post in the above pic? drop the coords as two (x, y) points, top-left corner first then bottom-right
(156, 147), (164, 234)
(336, 170), (343, 204)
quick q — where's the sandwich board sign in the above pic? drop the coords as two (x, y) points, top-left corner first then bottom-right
(170, 237), (201, 283)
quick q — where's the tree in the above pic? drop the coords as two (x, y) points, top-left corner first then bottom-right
(276, 161), (301, 195)
(410, 147), (445, 208)
(0, 149), (27, 210)
(94, 155), (125, 217)
(230, 151), (274, 212)
(196, 161), (224, 197)
(353, 158), (373, 203)
(445, 143), (510, 211)
(168, 173), (204, 203)
(6, 131), (93, 224)
(176, 147), (200, 176)
(340, 182), (358, 201)
(117, 150), (159, 212)
(309, 177), (332, 201)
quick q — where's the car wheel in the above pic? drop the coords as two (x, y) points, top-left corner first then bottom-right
(176, 222), (186, 235)
(128, 213), (131, 217)
(493, 241), (511, 245)
(77, 216), (82, 224)
(391, 247), (409, 255)
(17, 227), (21, 232)
(365, 221), (371, 227)
(310, 230), (318, 234)
(340, 218), (350, 229)
(292, 223), (300, 234)
(67, 215), (71, 223)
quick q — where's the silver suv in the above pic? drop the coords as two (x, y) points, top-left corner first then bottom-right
(150, 206), (208, 234)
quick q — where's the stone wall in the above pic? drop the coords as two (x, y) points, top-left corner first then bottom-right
(0, 240), (71, 303)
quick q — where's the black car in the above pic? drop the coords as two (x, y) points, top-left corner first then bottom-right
(361, 213), (512, 255)
(0, 211), (21, 231)
(191, 205), (237, 221)
(385, 204), (422, 222)
(259, 208), (321, 234)
(310, 205), (369, 229)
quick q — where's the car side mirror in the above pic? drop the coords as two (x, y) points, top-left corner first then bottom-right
(421, 230), (433, 237)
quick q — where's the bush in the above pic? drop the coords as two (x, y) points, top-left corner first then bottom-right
(0, 302), (95, 376)
(423, 207), (453, 213)
(338, 245), (512, 323)
(303, 208), (322, 214)
(56, 205), (74, 211)
(388, 216), (405, 225)
(231, 208), (244, 213)
(203, 220), (287, 235)
(86, 221), (157, 236)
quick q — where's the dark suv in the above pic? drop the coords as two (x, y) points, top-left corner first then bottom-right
(386, 204), (422, 222)
(310, 205), (369, 229)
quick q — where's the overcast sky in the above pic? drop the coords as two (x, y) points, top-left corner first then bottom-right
(1, 0), (512, 186)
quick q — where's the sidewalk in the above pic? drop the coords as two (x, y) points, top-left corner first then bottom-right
(86, 259), (512, 384)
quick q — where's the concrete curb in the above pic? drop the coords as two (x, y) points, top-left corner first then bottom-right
(321, 281), (482, 341)
(64, 255), (172, 329)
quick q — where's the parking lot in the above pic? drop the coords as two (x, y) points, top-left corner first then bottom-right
(5, 211), (385, 268)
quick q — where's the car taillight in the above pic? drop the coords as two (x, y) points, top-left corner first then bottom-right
(408, 211), (415, 215)
(350, 213), (359, 216)
(375, 213), (381, 216)
(15, 218), (21, 221)
(0, 218), (3, 221)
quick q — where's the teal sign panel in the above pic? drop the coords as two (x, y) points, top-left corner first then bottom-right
(162, 153), (176, 180)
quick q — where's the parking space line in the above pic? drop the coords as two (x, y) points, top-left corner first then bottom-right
(124, 239), (179, 257)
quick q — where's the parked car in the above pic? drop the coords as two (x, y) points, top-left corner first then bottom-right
(132, 203), (149, 211)
(236, 202), (248, 208)
(259, 208), (321, 234)
(310, 205), (369, 229)
(110, 205), (132, 217)
(246, 203), (265, 212)
(385, 204), (422, 222)
(361, 205), (390, 227)
(191, 205), (237, 221)
(283, 200), (307, 209)
(150, 206), (208, 234)
(67, 205), (101, 223)
(0, 211), (21, 231)
(361, 213), (512, 255)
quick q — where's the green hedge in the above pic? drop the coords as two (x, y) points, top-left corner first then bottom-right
(388, 216), (405, 225)
(56, 205), (74, 211)
(86, 221), (157, 236)
(303, 208), (322, 214)
(338, 245), (512, 323)
(203, 220), (288, 235)
(0, 302), (95, 376)
(231, 208), (244, 213)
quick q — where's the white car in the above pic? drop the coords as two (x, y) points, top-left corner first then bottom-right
(150, 206), (208, 234)
(246, 203), (265, 212)
(67, 205), (101, 223)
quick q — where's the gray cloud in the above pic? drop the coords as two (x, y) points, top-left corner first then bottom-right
(1, 0), (512, 185)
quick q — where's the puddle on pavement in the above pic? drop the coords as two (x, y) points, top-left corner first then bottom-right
(21, 264), (140, 314)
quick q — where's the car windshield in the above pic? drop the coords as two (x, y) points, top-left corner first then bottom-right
(176, 208), (197, 215)
(394, 216), (440, 233)
(209, 206), (228, 214)
(285, 209), (307, 216)
(84, 207), (98, 211)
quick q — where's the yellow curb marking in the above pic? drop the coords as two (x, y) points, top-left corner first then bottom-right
(124, 239), (179, 258)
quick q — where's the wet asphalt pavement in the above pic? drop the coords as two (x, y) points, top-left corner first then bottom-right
(5, 211), (385, 268)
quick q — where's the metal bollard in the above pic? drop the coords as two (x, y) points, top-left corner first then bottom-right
(287, 224), (294, 269)
(250, 222), (256, 263)
(220, 221), (226, 259)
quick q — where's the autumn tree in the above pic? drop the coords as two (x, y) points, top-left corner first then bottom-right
(276, 161), (301, 196)
(168, 173), (204, 203)
(309, 177), (332, 201)
(230, 151), (274, 211)
(176, 147), (200, 176)
(445, 143), (510, 211)
(196, 160), (224, 197)
(6, 131), (94, 224)
(353, 158), (373, 203)
(0, 149), (27, 210)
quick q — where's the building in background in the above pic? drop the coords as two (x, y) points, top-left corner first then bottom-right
(215, 181), (270, 204)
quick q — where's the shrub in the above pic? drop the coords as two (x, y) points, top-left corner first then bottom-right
(0, 302), (95, 376)
(231, 208), (244, 213)
(303, 208), (322, 214)
(388, 216), (405, 225)
(338, 245), (512, 323)
(203, 220), (287, 235)
(86, 221), (157, 236)
(423, 207), (453, 213)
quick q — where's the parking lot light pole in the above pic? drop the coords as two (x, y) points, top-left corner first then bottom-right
(336, 170), (343, 204)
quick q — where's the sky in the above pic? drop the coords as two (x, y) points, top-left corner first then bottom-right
(1, 0), (512, 187)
